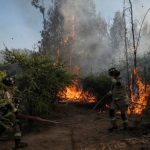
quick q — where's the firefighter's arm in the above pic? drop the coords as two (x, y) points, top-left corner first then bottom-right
(4, 91), (18, 114)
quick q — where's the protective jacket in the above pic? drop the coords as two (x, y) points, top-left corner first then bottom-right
(0, 89), (21, 140)
(0, 90), (17, 129)
(110, 77), (129, 110)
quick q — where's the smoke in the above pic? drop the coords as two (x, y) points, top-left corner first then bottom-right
(138, 23), (150, 55)
(59, 0), (116, 75)
(124, 0), (150, 54)
(11, 0), (150, 74)
(59, 0), (150, 75)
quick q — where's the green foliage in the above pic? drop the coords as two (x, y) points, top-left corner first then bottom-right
(0, 71), (7, 90)
(2, 49), (74, 116)
(82, 74), (111, 108)
(0, 71), (6, 81)
(2, 49), (28, 64)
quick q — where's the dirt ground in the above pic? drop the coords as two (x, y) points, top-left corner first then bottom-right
(1, 104), (150, 150)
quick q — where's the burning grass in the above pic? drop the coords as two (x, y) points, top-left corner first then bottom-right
(129, 68), (150, 115)
(58, 80), (96, 103)
(58, 68), (150, 115)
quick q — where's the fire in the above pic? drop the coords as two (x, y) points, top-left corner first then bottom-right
(58, 80), (96, 103)
(64, 15), (76, 44)
(64, 36), (69, 44)
(59, 15), (95, 103)
(129, 68), (150, 115)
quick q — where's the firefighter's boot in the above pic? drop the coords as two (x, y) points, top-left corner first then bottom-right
(108, 120), (118, 132)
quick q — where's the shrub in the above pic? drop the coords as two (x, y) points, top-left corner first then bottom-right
(2, 49), (74, 116)
(81, 74), (111, 108)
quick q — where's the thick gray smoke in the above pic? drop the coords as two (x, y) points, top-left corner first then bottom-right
(59, 0), (115, 75)
(11, 0), (150, 75)
(59, 0), (150, 75)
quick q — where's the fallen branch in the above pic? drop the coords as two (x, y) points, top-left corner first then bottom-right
(16, 114), (60, 124)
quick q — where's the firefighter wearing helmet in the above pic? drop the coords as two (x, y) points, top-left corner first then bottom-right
(108, 68), (129, 132)
(0, 71), (27, 149)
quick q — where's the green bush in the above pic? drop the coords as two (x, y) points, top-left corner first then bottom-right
(2, 49), (74, 116)
(81, 74), (111, 108)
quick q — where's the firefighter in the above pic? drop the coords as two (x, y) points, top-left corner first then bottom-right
(0, 75), (28, 149)
(108, 68), (129, 132)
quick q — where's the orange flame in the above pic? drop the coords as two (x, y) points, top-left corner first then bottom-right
(129, 68), (150, 115)
(58, 80), (96, 103)
(64, 36), (69, 44)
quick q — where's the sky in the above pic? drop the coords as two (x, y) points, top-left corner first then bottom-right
(0, 0), (150, 50)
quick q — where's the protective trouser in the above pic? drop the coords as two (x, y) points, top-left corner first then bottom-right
(109, 109), (117, 128)
(0, 112), (22, 141)
(109, 99), (128, 128)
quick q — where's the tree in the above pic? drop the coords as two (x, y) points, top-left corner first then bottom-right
(32, 0), (71, 64)
(82, 73), (111, 109)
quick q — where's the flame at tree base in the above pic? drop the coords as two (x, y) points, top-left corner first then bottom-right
(128, 69), (150, 115)
(58, 80), (96, 103)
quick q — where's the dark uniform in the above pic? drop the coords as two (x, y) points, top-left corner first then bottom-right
(0, 77), (27, 149)
(108, 68), (129, 132)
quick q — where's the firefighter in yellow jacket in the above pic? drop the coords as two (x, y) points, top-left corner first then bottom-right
(108, 68), (129, 132)
(0, 74), (27, 149)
